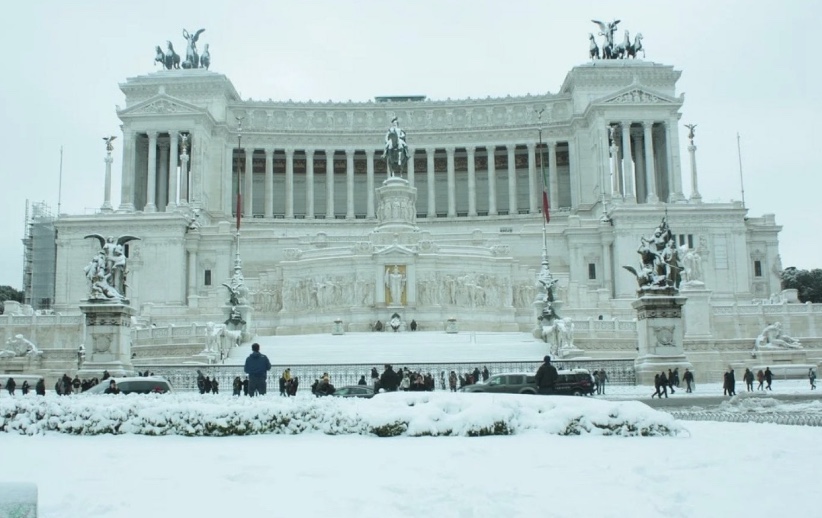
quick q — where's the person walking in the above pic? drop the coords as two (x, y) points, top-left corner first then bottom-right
(683, 368), (694, 393)
(743, 368), (754, 392)
(809, 368), (817, 390)
(764, 367), (773, 391)
(597, 369), (608, 395)
(535, 355), (558, 395)
(756, 369), (765, 390)
(658, 371), (669, 398)
(667, 369), (676, 394)
(244, 343), (272, 397)
(727, 368), (736, 396)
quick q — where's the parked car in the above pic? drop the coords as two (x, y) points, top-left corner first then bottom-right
(459, 370), (593, 396)
(459, 373), (537, 395)
(83, 377), (173, 395)
(332, 385), (375, 398)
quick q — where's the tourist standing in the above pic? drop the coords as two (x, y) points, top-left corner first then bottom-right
(535, 356), (558, 395)
(5, 378), (16, 396)
(597, 370), (609, 395)
(244, 343), (272, 397)
(744, 368), (754, 392)
(35, 378), (46, 396)
(809, 368), (817, 390)
(764, 367), (773, 390)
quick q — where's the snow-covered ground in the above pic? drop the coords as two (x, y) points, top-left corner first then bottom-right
(1, 418), (820, 517)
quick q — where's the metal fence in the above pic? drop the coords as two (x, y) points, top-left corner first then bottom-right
(140, 358), (636, 393)
(669, 411), (822, 427)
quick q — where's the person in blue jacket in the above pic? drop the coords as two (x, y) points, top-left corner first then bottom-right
(244, 343), (272, 397)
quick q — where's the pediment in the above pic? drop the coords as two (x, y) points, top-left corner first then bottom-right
(373, 243), (417, 257)
(118, 94), (205, 117)
(597, 87), (679, 106)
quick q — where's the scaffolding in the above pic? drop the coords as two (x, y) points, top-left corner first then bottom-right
(22, 200), (57, 310)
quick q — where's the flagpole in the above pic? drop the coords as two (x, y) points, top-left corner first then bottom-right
(234, 116), (244, 274)
(536, 109), (548, 263)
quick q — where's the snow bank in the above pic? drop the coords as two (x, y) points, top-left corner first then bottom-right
(0, 392), (685, 437)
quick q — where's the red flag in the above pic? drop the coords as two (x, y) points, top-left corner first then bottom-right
(236, 192), (242, 231)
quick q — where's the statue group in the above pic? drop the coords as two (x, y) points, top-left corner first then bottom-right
(752, 321), (802, 356)
(154, 28), (211, 70)
(382, 117), (409, 177)
(589, 19), (644, 60)
(624, 218), (684, 292)
(83, 234), (140, 301)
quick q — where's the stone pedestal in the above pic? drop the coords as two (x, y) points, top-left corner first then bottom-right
(78, 302), (136, 377)
(446, 317), (458, 334)
(632, 290), (693, 385)
(681, 282), (712, 339)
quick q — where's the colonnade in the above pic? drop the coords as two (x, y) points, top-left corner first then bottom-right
(117, 131), (192, 212)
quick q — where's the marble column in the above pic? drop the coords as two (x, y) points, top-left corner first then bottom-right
(633, 132), (646, 204)
(180, 140), (190, 207)
(326, 149), (335, 219)
(305, 149), (315, 219)
(506, 144), (517, 214)
(466, 147), (477, 217)
(118, 130), (136, 212)
(101, 150), (113, 213)
(144, 132), (158, 213)
(223, 143), (232, 216)
(285, 148), (295, 218)
(610, 126), (621, 198)
(264, 148), (274, 218)
(187, 247), (197, 300)
(426, 147), (436, 217)
(643, 122), (658, 203)
(621, 122), (636, 203)
(446, 147), (456, 217)
(486, 145), (497, 215)
(669, 118), (685, 202)
(243, 149), (253, 217)
(407, 148), (415, 187)
(688, 140), (702, 203)
(568, 137), (580, 209)
(600, 123), (612, 201)
(548, 142), (559, 211)
(345, 149), (355, 219)
(158, 141), (169, 211)
(366, 149), (375, 219)
(168, 133), (179, 211)
(527, 143), (537, 213)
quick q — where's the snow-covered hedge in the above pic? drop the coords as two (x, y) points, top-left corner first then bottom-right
(0, 392), (685, 437)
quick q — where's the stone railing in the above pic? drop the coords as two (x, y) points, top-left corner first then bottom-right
(711, 302), (821, 341)
(133, 324), (209, 347)
(144, 358), (637, 393)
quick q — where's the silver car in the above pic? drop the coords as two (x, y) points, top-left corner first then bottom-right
(83, 377), (173, 395)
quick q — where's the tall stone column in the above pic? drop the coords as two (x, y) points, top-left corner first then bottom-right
(688, 137), (702, 203)
(633, 132), (646, 203)
(486, 145), (497, 215)
(264, 148), (274, 218)
(548, 142), (559, 212)
(366, 149), (375, 219)
(118, 130), (136, 212)
(186, 236), (199, 304)
(101, 147), (114, 213)
(158, 141), (169, 211)
(426, 147), (436, 217)
(285, 148), (295, 218)
(243, 148), (253, 216)
(621, 121), (636, 203)
(222, 143), (232, 216)
(600, 123), (612, 202)
(325, 149), (335, 219)
(610, 126), (621, 199)
(467, 147), (477, 217)
(506, 144), (517, 214)
(180, 134), (190, 207)
(643, 121), (658, 203)
(345, 149), (355, 219)
(168, 133), (179, 211)
(407, 147), (415, 187)
(568, 138), (579, 209)
(305, 149), (315, 219)
(669, 117), (685, 202)
(527, 143), (537, 213)
(446, 146), (456, 217)
(145, 131), (158, 213)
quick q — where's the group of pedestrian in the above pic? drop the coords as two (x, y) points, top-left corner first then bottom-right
(651, 368), (681, 398)
(279, 369), (299, 396)
(591, 369), (609, 395)
(4, 377), (50, 396)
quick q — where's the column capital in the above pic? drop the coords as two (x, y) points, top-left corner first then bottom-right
(425, 147), (436, 155)
(548, 141), (558, 150)
(285, 148), (295, 157)
(620, 120), (633, 128)
(325, 148), (336, 156)
(345, 148), (355, 157)
(466, 146), (475, 156)
(505, 143), (516, 152)
(444, 146), (455, 154)
(305, 148), (315, 157)
(264, 147), (275, 157)
(526, 142), (535, 151)
(642, 120), (655, 130)
(485, 145), (496, 154)
(147, 131), (158, 140)
(365, 149), (375, 158)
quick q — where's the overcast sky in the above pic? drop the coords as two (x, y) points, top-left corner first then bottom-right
(0, 0), (819, 289)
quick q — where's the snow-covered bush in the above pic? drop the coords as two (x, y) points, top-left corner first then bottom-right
(0, 392), (685, 437)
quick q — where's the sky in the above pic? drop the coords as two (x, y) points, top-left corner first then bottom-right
(0, 0), (819, 288)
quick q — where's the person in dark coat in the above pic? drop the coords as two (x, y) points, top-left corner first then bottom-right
(728, 369), (736, 396)
(358, 375), (367, 386)
(723, 371), (730, 396)
(410, 319), (417, 331)
(104, 380), (120, 394)
(35, 378), (46, 396)
(472, 367), (481, 385)
(212, 378), (219, 394)
(5, 378), (16, 395)
(21, 380), (30, 395)
(764, 367), (773, 390)
(232, 377), (242, 396)
(756, 369), (765, 390)
(379, 364), (400, 392)
(658, 371), (669, 398)
(482, 366), (490, 382)
(744, 368), (754, 392)
(203, 377), (213, 394)
(244, 343), (272, 396)
(683, 368), (694, 393)
(535, 356), (558, 395)
(667, 369), (676, 394)
(242, 378), (249, 396)
(651, 373), (662, 398)
(279, 376), (287, 396)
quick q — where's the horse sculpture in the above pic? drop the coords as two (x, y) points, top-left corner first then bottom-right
(165, 42), (181, 70)
(627, 33), (644, 59)
(200, 44), (211, 70)
(154, 46), (166, 68)
(382, 118), (409, 177)
(588, 33), (600, 59)
(613, 30), (631, 59)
